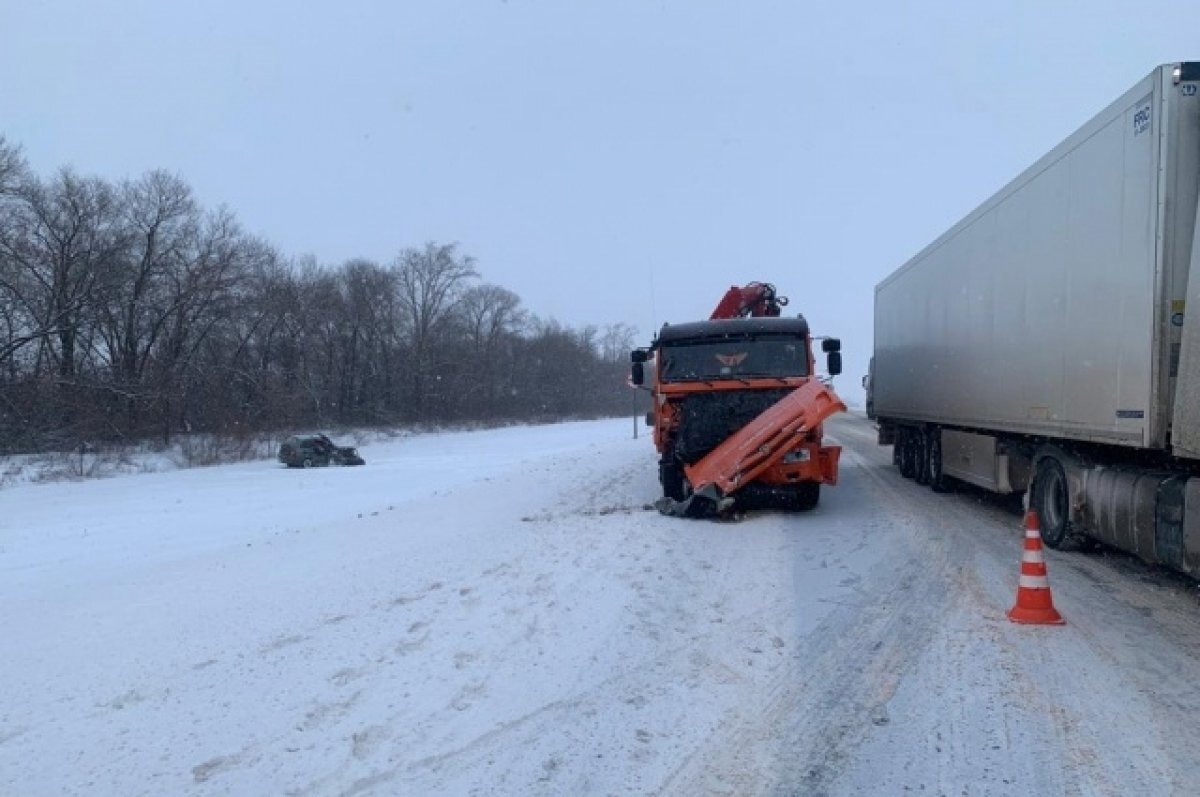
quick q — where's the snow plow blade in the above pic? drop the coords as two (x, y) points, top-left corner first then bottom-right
(656, 381), (846, 516)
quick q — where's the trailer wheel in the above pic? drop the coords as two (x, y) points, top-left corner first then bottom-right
(898, 432), (918, 479)
(926, 429), (949, 493)
(1032, 457), (1086, 550)
(913, 432), (930, 486)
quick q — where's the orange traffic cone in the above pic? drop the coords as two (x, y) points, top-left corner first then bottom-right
(1007, 510), (1065, 625)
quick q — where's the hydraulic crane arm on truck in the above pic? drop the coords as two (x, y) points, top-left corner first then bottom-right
(631, 282), (846, 517)
(709, 282), (788, 319)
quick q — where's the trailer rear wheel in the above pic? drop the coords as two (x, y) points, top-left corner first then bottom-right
(926, 429), (949, 492)
(899, 432), (918, 479)
(913, 432), (930, 486)
(1032, 457), (1086, 550)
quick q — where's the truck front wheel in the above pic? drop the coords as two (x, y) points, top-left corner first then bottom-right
(789, 481), (820, 511)
(659, 447), (687, 501)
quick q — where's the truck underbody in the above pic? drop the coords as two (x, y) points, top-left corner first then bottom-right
(879, 418), (1200, 575)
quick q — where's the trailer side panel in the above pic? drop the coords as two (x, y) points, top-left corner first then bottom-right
(875, 71), (1163, 447)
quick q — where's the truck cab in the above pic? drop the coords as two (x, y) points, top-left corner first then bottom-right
(632, 316), (843, 511)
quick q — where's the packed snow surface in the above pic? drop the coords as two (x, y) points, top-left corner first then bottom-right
(4, 415), (1200, 795)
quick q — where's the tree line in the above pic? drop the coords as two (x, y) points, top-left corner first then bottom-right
(0, 137), (639, 454)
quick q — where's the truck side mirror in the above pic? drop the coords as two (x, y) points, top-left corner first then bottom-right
(821, 338), (841, 353)
(827, 352), (842, 376)
(631, 349), (648, 363)
(631, 362), (645, 385)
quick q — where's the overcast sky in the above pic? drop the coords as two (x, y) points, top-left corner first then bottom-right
(1, 1), (1195, 402)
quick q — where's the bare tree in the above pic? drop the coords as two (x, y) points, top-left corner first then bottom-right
(4, 169), (125, 383)
(394, 242), (478, 418)
(599, 322), (637, 363)
(153, 208), (259, 439)
(336, 259), (402, 420)
(89, 171), (200, 427)
(0, 137), (32, 366)
(0, 143), (640, 450)
(0, 136), (24, 195)
(459, 283), (524, 416)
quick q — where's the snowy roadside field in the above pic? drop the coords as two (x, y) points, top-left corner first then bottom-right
(4, 414), (1200, 796)
(5, 418), (822, 796)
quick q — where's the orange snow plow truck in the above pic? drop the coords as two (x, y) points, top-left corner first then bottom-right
(631, 282), (846, 517)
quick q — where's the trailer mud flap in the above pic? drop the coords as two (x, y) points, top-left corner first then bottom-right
(1169, 182), (1200, 460)
(1155, 476), (1187, 571)
(1185, 479), (1200, 577)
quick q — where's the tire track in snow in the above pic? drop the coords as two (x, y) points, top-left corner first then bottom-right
(659, 445), (960, 795)
(819, 416), (1200, 795)
(297, 446), (799, 795)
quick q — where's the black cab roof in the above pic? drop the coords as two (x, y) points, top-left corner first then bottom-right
(655, 316), (809, 346)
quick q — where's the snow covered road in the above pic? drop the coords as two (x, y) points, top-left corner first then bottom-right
(4, 414), (1200, 795)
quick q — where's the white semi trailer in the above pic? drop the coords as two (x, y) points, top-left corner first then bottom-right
(873, 62), (1200, 575)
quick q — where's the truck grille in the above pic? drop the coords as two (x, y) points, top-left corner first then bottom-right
(674, 388), (794, 463)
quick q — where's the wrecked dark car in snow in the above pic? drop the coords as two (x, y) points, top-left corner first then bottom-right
(278, 434), (365, 468)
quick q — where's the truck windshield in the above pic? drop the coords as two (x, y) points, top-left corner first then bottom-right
(659, 337), (808, 382)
